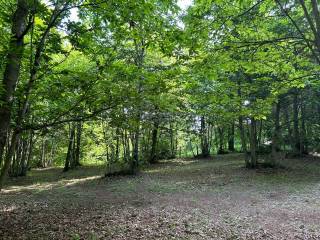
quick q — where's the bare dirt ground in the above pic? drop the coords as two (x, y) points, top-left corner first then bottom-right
(1, 154), (320, 240)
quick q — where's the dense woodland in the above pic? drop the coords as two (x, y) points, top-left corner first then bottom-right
(2, 0), (320, 239)
(1, 0), (320, 188)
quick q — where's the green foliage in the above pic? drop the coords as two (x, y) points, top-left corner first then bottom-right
(1, 0), (320, 175)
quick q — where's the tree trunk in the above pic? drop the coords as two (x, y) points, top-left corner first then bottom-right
(115, 127), (121, 162)
(249, 118), (257, 168)
(238, 116), (247, 152)
(40, 137), (46, 168)
(131, 130), (139, 174)
(71, 128), (77, 169)
(18, 137), (28, 176)
(293, 90), (300, 155)
(200, 116), (210, 157)
(228, 122), (235, 152)
(271, 102), (281, 166)
(74, 122), (82, 167)
(283, 101), (294, 150)
(300, 95), (308, 154)
(21, 131), (33, 176)
(169, 122), (176, 158)
(217, 127), (224, 154)
(257, 120), (263, 148)
(149, 117), (159, 163)
(9, 135), (21, 177)
(122, 129), (130, 162)
(0, 131), (19, 190)
(64, 124), (75, 172)
(131, 113), (141, 174)
(0, 0), (30, 163)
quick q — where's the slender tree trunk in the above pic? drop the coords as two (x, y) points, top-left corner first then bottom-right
(131, 113), (141, 174)
(71, 128), (77, 169)
(208, 124), (214, 152)
(48, 138), (55, 167)
(300, 95), (308, 154)
(217, 127), (224, 154)
(257, 120), (263, 148)
(40, 137), (46, 168)
(18, 137), (28, 176)
(283, 102), (294, 150)
(10, 135), (21, 177)
(228, 122), (235, 152)
(238, 116), (247, 153)
(132, 131), (139, 173)
(0, 131), (19, 190)
(293, 90), (300, 155)
(64, 124), (75, 172)
(200, 116), (210, 157)
(149, 117), (159, 163)
(115, 127), (121, 162)
(21, 131), (33, 176)
(122, 129), (130, 162)
(239, 117), (250, 167)
(249, 118), (257, 168)
(74, 122), (82, 166)
(271, 102), (281, 166)
(169, 122), (176, 158)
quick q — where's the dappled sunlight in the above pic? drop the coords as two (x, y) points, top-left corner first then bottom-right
(63, 175), (101, 187)
(1, 0), (319, 238)
(2, 175), (101, 194)
(3, 155), (320, 240)
(144, 168), (164, 173)
(172, 159), (198, 165)
(0, 205), (18, 213)
(33, 167), (60, 171)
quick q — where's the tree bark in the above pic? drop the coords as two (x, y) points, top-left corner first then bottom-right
(238, 116), (247, 152)
(0, 131), (19, 190)
(217, 127), (224, 154)
(228, 122), (235, 152)
(40, 137), (46, 168)
(200, 116), (210, 157)
(293, 90), (300, 155)
(74, 122), (82, 167)
(131, 113), (141, 174)
(283, 101), (294, 150)
(21, 131), (33, 176)
(0, 0), (30, 162)
(300, 95), (308, 155)
(149, 117), (159, 163)
(64, 124), (75, 172)
(169, 122), (176, 158)
(249, 118), (257, 168)
(131, 130), (139, 173)
(257, 120), (263, 148)
(271, 102), (281, 166)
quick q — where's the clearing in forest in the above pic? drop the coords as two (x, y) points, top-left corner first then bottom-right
(1, 154), (320, 240)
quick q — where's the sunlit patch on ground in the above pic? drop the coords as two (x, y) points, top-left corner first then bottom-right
(0, 205), (18, 213)
(2, 175), (101, 194)
(1, 154), (320, 239)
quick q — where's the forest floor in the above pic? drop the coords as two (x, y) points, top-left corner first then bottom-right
(1, 154), (320, 240)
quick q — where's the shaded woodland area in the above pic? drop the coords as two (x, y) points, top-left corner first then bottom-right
(1, 0), (320, 239)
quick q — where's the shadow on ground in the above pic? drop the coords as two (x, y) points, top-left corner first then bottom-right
(1, 154), (320, 239)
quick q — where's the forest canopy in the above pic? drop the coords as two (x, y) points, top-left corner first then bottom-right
(0, 0), (320, 187)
